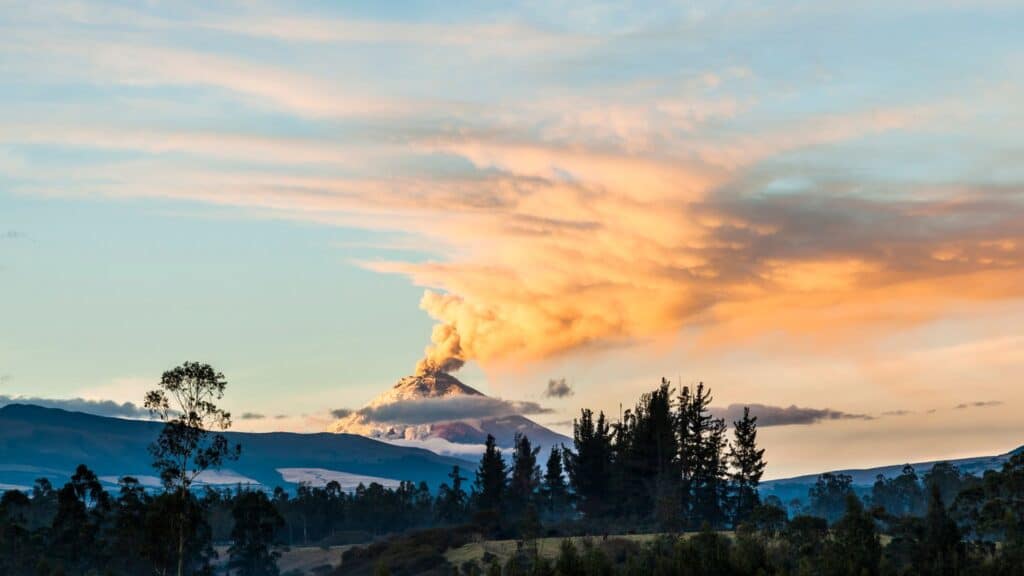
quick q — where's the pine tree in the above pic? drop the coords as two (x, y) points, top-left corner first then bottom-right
(474, 435), (507, 514)
(729, 407), (766, 525)
(508, 433), (541, 511)
(564, 409), (613, 518)
(541, 446), (569, 517)
(681, 382), (729, 528)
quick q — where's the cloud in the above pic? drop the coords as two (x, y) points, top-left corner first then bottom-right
(356, 396), (553, 426)
(543, 378), (574, 398)
(0, 395), (151, 419)
(330, 408), (354, 419)
(882, 410), (913, 417)
(239, 412), (265, 420)
(274, 414), (289, 420)
(5, 1), (1024, 379)
(714, 403), (874, 427)
(1, 230), (23, 240)
(954, 400), (1003, 410)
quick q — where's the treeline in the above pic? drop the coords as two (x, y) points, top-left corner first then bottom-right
(3, 363), (1024, 575)
(345, 452), (1024, 576)
(429, 379), (768, 536)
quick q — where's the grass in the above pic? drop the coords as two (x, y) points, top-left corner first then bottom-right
(445, 533), (671, 566)
(214, 544), (352, 574)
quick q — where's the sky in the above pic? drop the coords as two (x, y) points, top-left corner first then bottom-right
(1, 0), (1023, 478)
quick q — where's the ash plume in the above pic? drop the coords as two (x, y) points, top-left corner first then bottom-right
(415, 317), (465, 375)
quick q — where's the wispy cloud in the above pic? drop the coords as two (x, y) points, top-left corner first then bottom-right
(954, 400), (1003, 410)
(714, 404), (874, 427)
(239, 412), (265, 420)
(330, 408), (353, 419)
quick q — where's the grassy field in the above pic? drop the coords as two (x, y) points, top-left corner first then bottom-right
(214, 544), (352, 574)
(445, 533), (669, 566)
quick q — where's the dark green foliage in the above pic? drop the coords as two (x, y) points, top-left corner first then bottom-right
(729, 407), (766, 525)
(437, 466), (469, 525)
(336, 526), (473, 576)
(679, 383), (729, 529)
(475, 434), (507, 515)
(564, 409), (614, 518)
(228, 490), (286, 576)
(810, 472), (855, 524)
(508, 433), (541, 513)
(824, 494), (881, 576)
(541, 445), (570, 518)
(146, 361), (241, 576)
(871, 465), (925, 518)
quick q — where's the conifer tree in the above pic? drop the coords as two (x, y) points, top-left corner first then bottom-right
(729, 407), (766, 524)
(541, 445), (569, 517)
(474, 434), (507, 514)
(508, 433), (541, 510)
(680, 382), (729, 527)
(564, 409), (613, 518)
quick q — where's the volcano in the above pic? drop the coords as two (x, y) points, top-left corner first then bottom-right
(330, 372), (570, 452)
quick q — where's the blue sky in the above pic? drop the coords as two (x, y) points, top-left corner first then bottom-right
(2, 0), (1023, 477)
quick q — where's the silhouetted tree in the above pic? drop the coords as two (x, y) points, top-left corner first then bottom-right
(824, 494), (881, 576)
(541, 445), (569, 518)
(474, 434), (507, 526)
(565, 409), (613, 518)
(227, 490), (285, 576)
(508, 433), (540, 513)
(729, 406), (766, 525)
(682, 383), (728, 528)
(437, 466), (468, 525)
(809, 472), (854, 524)
(145, 361), (241, 576)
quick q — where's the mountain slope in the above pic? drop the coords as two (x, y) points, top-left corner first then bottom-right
(0, 404), (472, 491)
(760, 444), (1024, 503)
(330, 372), (571, 451)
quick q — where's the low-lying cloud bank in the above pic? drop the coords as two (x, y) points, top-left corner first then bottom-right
(0, 395), (151, 419)
(713, 403), (874, 427)
(355, 396), (552, 426)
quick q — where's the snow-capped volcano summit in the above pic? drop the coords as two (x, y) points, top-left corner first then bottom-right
(330, 372), (569, 452)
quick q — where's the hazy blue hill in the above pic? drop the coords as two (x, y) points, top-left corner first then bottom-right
(0, 404), (472, 491)
(760, 444), (1024, 504)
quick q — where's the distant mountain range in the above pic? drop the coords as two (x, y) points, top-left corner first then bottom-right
(760, 444), (1024, 504)
(0, 404), (472, 492)
(330, 372), (571, 453)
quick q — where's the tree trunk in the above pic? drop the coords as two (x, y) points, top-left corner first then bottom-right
(178, 487), (186, 576)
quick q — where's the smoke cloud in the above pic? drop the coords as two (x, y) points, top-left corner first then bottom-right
(415, 318), (465, 375)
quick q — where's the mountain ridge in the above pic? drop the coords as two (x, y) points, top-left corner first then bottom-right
(0, 403), (472, 491)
